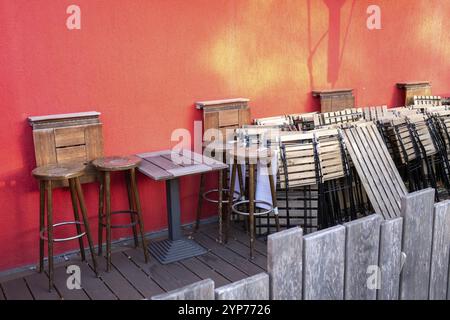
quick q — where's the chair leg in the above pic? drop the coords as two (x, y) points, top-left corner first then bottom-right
(195, 173), (205, 230)
(46, 180), (54, 292)
(105, 171), (112, 272)
(74, 177), (98, 275)
(39, 180), (45, 273)
(266, 161), (280, 232)
(130, 168), (149, 263)
(98, 174), (104, 256)
(248, 164), (255, 259)
(69, 179), (86, 261)
(125, 172), (139, 247)
(217, 170), (223, 243)
(226, 162), (237, 243)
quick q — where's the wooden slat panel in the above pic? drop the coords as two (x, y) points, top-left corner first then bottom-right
(138, 158), (173, 180)
(303, 225), (345, 300)
(400, 188), (435, 300)
(267, 227), (303, 300)
(54, 126), (85, 147)
(203, 112), (219, 134)
(378, 217), (403, 300)
(56, 145), (87, 164)
(146, 155), (182, 170)
(429, 200), (450, 300)
(219, 109), (239, 127)
(33, 129), (57, 166)
(344, 214), (382, 300)
(239, 108), (251, 126)
(215, 273), (269, 300)
(84, 124), (103, 161)
(151, 279), (214, 300)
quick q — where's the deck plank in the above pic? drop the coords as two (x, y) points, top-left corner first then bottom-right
(179, 258), (230, 288)
(1, 278), (33, 300)
(113, 252), (164, 298)
(0, 285), (4, 300)
(51, 263), (90, 300)
(89, 258), (143, 300)
(126, 248), (186, 292)
(196, 252), (248, 282)
(24, 272), (60, 300)
(78, 261), (117, 300)
(200, 229), (267, 270)
(193, 232), (265, 276)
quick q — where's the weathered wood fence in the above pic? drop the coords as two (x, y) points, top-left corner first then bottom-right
(151, 188), (450, 300)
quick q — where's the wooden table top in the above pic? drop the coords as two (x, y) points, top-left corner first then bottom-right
(136, 149), (227, 181)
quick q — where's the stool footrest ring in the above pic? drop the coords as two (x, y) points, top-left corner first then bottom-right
(40, 221), (86, 242)
(202, 189), (241, 204)
(100, 210), (139, 229)
(231, 200), (273, 216)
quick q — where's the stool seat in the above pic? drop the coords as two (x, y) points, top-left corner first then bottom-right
(93, 155), (141, 171)
(32, 163), (86, 181)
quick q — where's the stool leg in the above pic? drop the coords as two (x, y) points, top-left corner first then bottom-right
(237, 164), (245, 199)
(69, 179), (86, 261)
(195, 173), (206, 230)
(39, 180), (45, 273)
(98, 173), (104, 256)
(267, 161), (280, 232)
(105, 171), (112, 271)
(74, 178), (98, 274)
(248, 164), (255, 259)
(130, 168), (149, 263)
(46, 180), (54, 292)
(226, 162), (237, 243)
(125, 172), (139, 247)
(217, 169), (223, 243)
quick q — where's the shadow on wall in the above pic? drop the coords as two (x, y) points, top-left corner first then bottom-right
(307, 0), (356, 89)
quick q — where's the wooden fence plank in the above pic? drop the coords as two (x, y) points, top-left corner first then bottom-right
(151, 279), (214, 300)
(303, 225), (345, 300)
(429, 200), (450, 300)
(215, 273), (269, 300)
(344, 214), (383, 300)
(267, 227), (303, 300)
(400, 188), (435, 300)
(378, 217), (403, 300)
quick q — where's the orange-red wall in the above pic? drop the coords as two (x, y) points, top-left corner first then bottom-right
(1, 0), (450, 271)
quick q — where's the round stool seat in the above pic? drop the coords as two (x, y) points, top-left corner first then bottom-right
(32, 163), (86, 181)
(229, 145), (273, 162)
(92, 155), (141, 172)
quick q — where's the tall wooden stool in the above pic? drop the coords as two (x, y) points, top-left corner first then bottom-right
(32, 163), (98, 291)
(227, 146), (280, 258)
(195, 142), (243, 243)
(93, 155), (149, 271)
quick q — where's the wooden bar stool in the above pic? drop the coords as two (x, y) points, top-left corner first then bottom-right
(195, 142), (243, 243)
(32, 163), (98, 291)
(227, 146), (280, 258)
(93, 155), (149, 271)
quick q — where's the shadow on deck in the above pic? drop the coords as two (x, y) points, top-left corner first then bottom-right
(0, 223), (267, 300)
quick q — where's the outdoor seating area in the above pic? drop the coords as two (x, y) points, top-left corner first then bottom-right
(1, 0), (450, 307)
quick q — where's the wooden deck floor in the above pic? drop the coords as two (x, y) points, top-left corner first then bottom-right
(0, 223), (267, 300)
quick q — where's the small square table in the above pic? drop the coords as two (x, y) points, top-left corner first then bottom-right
(136, 149), (227, 264)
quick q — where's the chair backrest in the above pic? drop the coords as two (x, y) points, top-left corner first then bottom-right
(28, 111), (104, 188)
(406, 114), (437, 156)
(278, 134), (317, 189)
(413, 95), (442, 106)
(314, 130), (346, 182)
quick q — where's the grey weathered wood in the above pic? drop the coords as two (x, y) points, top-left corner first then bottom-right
(400, 188), (435, 300)
(378, 217), (403, 300)
(215, 273), (269, 300)
(151, 279), (215, 300)
(267, 227), (303, 300)
(429, 200), (450, 300)
(303, 225), (345, 300)
(137, 149), (227, 181)
(344, 214), (383, 300)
